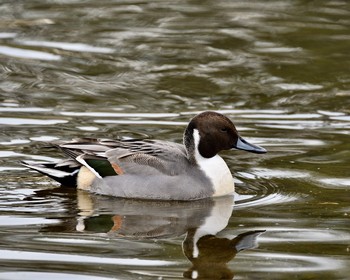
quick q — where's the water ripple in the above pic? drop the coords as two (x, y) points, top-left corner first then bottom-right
(0, 118), (67, 125)
(242, 252), (345, 272)
(0, 216), (59, 226)
(234, 180), (301, 209)
(0, 272), (114, 280)
(0, 46), (61, 61)
(275, 83), (324, 91)
(235, 191), (299, 209)
(0, 249), (175, 266)
(319, 178), (350, 188)
(261, 227), (350, 243)
(16, 40), (115, 54)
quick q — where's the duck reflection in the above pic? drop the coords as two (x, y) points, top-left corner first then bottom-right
(183, 229), (264, 279)
(73, 191), (265, 279)
(76, 191), (230, 237)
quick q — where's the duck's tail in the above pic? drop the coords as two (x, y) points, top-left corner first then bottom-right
(21, 160), (80, 187)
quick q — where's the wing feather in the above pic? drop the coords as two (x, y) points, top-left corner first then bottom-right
(53, 138), (188, 176)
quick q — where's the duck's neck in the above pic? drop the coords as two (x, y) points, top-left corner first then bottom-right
(184, 126), (219, 164)
(190, 129), (234, 197)
(183, 124), (197, 164)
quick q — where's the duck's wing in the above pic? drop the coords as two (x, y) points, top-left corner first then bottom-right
(59, 138), (188, 177)
(105, 140), (188, 176)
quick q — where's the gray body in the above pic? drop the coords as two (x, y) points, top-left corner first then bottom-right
(92, 169), (213, 200)
(90, 140), (215, 200)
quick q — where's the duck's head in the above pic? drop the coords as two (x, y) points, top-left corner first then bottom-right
(184, 111), (266, 159)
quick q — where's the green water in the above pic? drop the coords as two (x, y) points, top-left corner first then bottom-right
(0, 0), (349, 279)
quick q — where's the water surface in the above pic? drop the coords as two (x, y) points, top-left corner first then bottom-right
(0, 0), (349, 279)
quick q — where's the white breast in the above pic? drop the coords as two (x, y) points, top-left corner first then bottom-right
(193, 129), (235, 196)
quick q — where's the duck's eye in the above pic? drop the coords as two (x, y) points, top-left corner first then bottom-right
(220, 127), (228, 133)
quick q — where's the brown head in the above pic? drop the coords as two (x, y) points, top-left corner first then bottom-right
(184, 111), (266, 159)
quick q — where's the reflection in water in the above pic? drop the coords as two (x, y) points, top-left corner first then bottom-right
(44, 191), (264, 279)
(183, 230), (264, 279)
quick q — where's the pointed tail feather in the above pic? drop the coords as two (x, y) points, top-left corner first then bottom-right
(21, 160), (79, 187)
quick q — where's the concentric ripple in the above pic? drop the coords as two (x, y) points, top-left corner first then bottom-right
(234, 180), (301, 209)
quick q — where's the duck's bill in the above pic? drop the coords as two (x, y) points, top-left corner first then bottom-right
(233, 137), (267, 154)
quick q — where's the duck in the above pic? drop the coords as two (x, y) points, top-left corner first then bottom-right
(22, 111), (266, 200)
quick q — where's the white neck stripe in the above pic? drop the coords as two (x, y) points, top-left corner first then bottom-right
(192, 129), (201, 159)
(192, 129), (234, 196)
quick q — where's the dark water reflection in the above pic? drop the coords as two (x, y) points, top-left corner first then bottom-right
(42, 193), (264, 279)
(2, 189), (264, 279)
(1, 0), (350, 279)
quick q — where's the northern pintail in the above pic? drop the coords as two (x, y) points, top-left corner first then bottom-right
(22, 111), (266, 200)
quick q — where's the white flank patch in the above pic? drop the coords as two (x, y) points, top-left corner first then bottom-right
(77, 166), (96, 191)
(193, 129), (234, 197)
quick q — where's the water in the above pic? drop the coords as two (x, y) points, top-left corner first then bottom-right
(0, 0), (349, 279)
